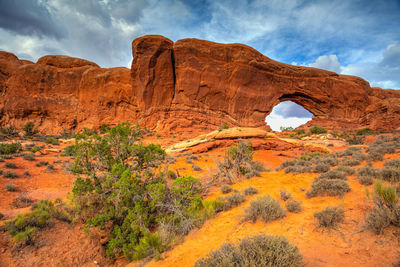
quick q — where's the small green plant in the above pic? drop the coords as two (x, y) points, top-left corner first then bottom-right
(194, 235), (303, 267)
(5, 162), (17, 169)
(45, 137), (59, 145)
(309, 126), (327, 135)
(314, 206), (345, 228)
(218, 122), (229, 131)
(356, 128), (374, 135)
(36, 161), (49, 167)
(244, 195), (285, 223)
(280, 190), (291, 201)
(23, 122), (39, 136)
(306, 179), (350, 198)
(286, 199), (302, 213)
(192, 164), (202, 171)
(220, 185), (232, 194)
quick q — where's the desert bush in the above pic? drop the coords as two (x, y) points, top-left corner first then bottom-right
(381, 158), (400, 183)
(309, 126), (327, 135)
(46, 164), (55, 171)
(23, 122), (39, 136)
(306, 179), (350, 198)
(194, 235), (302, 267)
(286, 199), (302, 213)
(5, 162), (17, 169)
(45, 137), (59, 145)
(0, 126), (18, 137)
(335, 165), (355, 175)
(35, 161), (49, 167)
(244, 195), (285, 223)
(346, 135), (364, 145)
(166, 170), (177, 179)
(0, 142), (22, 155)
(3, 170), (17, 179)
(23, 153), (36, 161)
(365, 181), (400, 234)
(218, 191), (246, 211)
(192, 164), (202, 171)
(217, 141), (265, 183)
(314, 162), (331, 173)
(317, 169), (347, 180)
(368, 151), (384, 161)
(6, 182), (17, 192)
(220, 185), (232, 194)
(314, 206), (345, 228)
(357, 165), (381, 185)
(280, 190), (291, 201)
(243, 186), (258, 196)
(279, 160), (296, 169)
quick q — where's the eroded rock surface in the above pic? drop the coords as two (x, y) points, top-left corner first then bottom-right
(1, 35), (399, 134)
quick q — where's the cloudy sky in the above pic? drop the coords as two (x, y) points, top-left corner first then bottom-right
(1, 0), (399, 130)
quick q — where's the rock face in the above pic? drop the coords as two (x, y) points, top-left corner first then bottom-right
(1, 35), (400, 134)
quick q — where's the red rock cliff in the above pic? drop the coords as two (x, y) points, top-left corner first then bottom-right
(1, 35), (399, 134)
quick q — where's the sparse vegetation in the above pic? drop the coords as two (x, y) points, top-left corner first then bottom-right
(357, 165), (381, 185)
(5, 162), (17, 169)
(217, 141), (265, 183)
(244, 195), (285, 223)
(314, 206), (345, 228)
(36, 161), (49, 167)
(309, 126), (327, 135)
(24, 170), (31, 177)
(194, 235), (302, 267)
(356, 128), (374, 135)
(3, 170), (17, 179)
(99, 123), (110, 134)
(218, 122), (229, 131)
(218, 191), (246, 211)
(365, 181), (400, 234)
(23, 153), (36, 161)
(286, 199), (302, 213)
(306, 178), (350, 198)
(0, 142), (22, 155)
(381, 159), (400, 183)
(280, 189), (291, 201)
(220, 185), (232, 194)
(192, 164), (202, 171)
(45, 137), (59, 145)
(242, 186), (258, 196)
(23, 121), (39, 136)
(6, 182), (17, 192)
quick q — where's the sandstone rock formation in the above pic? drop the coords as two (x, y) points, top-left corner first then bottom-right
(1, 35), (399, 134)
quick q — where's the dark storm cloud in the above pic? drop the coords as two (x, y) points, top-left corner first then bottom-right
(0, 0), (64, 38)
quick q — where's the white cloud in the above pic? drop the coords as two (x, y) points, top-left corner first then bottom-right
(265, 112), (312, 131)
(265, 101), (313, 131)
(308, 55), (342, 73)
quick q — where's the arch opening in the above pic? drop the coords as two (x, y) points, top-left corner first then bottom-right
(265, 101), (314, 132)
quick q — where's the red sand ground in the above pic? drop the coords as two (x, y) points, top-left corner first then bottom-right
(1, 134), (400, 267)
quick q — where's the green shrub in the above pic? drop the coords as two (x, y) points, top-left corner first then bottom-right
(5, 200), (68, 244)
(314, 162), (331, 173)
(63, 145), (76, 156)
(244, 195), (285, 223)
(6, 182), (17, 192)
(0, 142), (22, 155)
(194, 235), (302, 267)
(218, 122), (229, 131)
(346, 135), (364, 145)
(45, 137), (59, 145)
(24, 170), (31, 177)
(314, 206), (345, 228)
(166, 170), (177, 179)
(99, 124), (111, 134)
(3, 170), (17, 179)
(356, 128), (374, 135)
(309, 126), (327, 135)
(286, 199), (302, 213)
(317, 169), (347, 180)
(46, 164), (55, 171)
(306, 179), (350, 198)
(217, 141), (265, 183)
(23, 122), (39, 136)
(192, 164), (202, 171)
(365, 206), (392, 234)
(23, 153), (36, 161)
(242, 186), (258, 196)
(357, 165), (381, 185)
(381, 168), (400, 183)
(335, 165), (355, 175)
(5, 162), (17, 169)
(220, 185), (232, 194)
